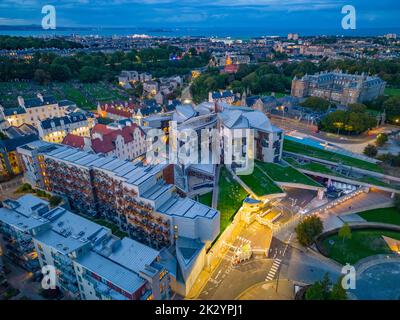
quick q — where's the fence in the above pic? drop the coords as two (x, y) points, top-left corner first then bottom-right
(273, 186), (369, 237)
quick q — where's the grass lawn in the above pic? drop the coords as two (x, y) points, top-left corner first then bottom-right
(217, 167), (248, 233)
(285, 157), (399, 190)
(283, 139), (384, 173)
(358, 207), (400, 226)
(0, 81), (129, 111)
(322, 229), (400, 265)
(239, 166), (283, 197)
(256, 160), (322, 187)
(385, 87), (400, 96)
(198, 192), (213, 207)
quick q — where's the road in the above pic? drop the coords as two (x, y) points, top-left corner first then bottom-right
(268, 114), (397, 153)
(197, 221), (342, 300)
(197, 222), (272, 300)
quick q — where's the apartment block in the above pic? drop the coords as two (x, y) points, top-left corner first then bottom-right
(17, 142), (220, 295)
(0, 194), (171, 300)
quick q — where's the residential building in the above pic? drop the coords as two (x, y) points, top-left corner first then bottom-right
(118, 71), (152, 88)
(0, 129), (38, 180)
(97, 101), (137, 121)
(143, 81), (160, 96)
(0, 94), (66, 128)
(218, 104), (284, 163)
(209, 90), (237, 104)
(38, 112), (93, 143)
(0, 195), (49, 271)
(291, 70), (386, 105)
(17, 142), (220, 296)
(62, 121), (146, 160)
(0, 194), (171, 300)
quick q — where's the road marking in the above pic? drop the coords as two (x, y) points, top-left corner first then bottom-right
(265, 258), (282, 281)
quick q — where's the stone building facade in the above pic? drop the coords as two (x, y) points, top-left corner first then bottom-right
(291, 71), (386, 105)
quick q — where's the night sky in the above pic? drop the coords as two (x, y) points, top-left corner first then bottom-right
(0, 0), (399, 32)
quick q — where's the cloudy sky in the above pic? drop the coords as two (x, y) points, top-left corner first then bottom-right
(0, 0), (399, 31)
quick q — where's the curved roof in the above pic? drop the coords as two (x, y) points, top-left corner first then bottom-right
(172, 104), (197, 123)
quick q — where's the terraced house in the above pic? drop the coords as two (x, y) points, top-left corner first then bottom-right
(0, 94), (67, 128)
(38, 112), (94, 143)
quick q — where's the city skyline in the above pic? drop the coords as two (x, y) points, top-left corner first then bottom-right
(0, 0), (399, 32)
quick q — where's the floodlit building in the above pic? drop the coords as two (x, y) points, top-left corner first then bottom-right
(291, 70), (386, 105)
(0, 194), (171, 300)
(0, 128), (38, 180)
(0, 194), (49, 272)
(0, 94), (66, 128)
(38, 112), (93, 143)
(218, 105), (284, 163)
(16, 142), (220, 296)
(62, 122), (146, 160)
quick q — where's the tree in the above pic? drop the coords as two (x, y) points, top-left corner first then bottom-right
(363, 144), (378, 157)
(49, 63), (72, 82)
(376, 133), (389, 147)
(330, 278), (348, 300)
(49, 196), (62, 207)
(34, 69), (51, 85)
(348, 103), (367, 113)
(295, 215), (324, 247)
(305, 273), (348, 300)
(338, 223), (352, 244)
(305, 273), (331, 300)
(300, 97), (331, 112)
(79, 66), (102, 83)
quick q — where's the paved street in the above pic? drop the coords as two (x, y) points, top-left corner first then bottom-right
(2, 258), (44, 300)
(197, 222), (273, 300)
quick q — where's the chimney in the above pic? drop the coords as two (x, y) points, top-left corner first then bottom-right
(83, 137), (92, 149)
(37, 93), (44, 102)
(17, 96), (25, 108)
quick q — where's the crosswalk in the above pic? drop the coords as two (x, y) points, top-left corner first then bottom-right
(265, 258), (282, 281)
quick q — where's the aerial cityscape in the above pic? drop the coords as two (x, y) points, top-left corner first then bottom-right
(0, 0), (400, 308)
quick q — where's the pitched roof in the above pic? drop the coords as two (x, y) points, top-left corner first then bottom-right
(62, 134), (85, 149)
(90, 123), (144, 154)
(40, 112), (87, 130)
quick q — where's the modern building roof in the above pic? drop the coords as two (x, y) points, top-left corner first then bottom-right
(218, 106), (279, 133)
(108, 238), (160, 274)
(0, 133), (38, 152)
(77, 251), (145, 294)
(158, 196), (218, 220)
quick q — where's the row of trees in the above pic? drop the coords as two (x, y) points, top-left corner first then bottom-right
(320, 103), (376, 135)
(190, 63), (293, 103)
(0, 36), (83, 50)
(0, 46), (210, 84)
(366, 95), (400, 124)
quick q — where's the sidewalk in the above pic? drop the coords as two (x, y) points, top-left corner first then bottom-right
(236, 279), (295, 300)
